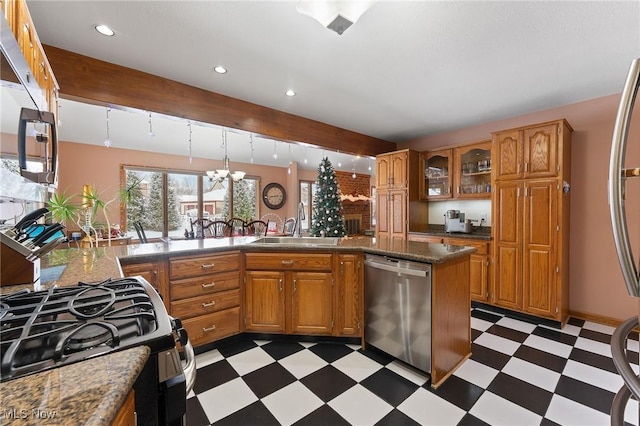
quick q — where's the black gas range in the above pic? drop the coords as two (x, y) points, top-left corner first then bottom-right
(0, 276), (195, 425)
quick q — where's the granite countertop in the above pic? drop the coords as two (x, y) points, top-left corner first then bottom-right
(0, 346), (149, 425)
(0, 234), (475, 422)
(0, 235), (476, 294)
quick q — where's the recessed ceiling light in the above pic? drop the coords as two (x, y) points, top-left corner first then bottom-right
(213, 65), (227, 74)
(95, 24), (115, 37)
(285, 90), (296, 97)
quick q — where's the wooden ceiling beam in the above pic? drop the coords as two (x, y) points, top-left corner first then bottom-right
(44, 45), (396, 157)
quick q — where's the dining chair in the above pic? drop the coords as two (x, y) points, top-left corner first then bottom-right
(260, 214), (283, 234)
(205, 220), (230, 238)
(282, 217), (297, 236)
(244, 220), (268, 237)
(227, 217), (246, 236)
(133, 222), (148, 243)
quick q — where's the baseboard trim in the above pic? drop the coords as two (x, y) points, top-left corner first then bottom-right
(471, 301), (562, 329)
(568, 310), (632, 328)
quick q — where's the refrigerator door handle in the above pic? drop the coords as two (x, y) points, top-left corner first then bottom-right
(610, 317), (640, 421)
(609, 57), (640, 297)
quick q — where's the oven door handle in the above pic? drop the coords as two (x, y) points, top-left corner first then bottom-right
(182, 337), (196, 395)
(170, 316), (197, 395)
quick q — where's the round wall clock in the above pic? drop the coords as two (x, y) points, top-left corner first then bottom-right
(262, 182), (286, 210)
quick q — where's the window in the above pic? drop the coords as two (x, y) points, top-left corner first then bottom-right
(123, 166), (259, 240)
(1, 157), (44, 174)
(299, 180), (317, 232)
(230, 178), (259, 221)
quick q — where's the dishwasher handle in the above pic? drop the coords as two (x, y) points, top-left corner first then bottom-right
(364, 256), (430, 278)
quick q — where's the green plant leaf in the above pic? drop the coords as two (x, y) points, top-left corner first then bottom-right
(47, 191), (80, 224)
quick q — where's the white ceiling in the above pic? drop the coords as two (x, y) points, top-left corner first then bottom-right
(5, 1), (640, 174)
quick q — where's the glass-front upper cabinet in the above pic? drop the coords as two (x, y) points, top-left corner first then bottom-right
(454, 140), (492, 199)
(421, 149), (453, 200)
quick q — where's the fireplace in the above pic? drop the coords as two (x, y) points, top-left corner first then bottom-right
(344, 214), (362, 235)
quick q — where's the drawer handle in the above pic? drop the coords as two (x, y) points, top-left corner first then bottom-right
(202, 325), (216, 332)
(281, 260), (294, 265)
(202, 301), (216, 308)
(201, 263), (215, 269)
(201, 282), (216, 288)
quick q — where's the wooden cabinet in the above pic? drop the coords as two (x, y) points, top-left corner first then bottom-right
(244, 252), (334, 335)
(334, 253), (362, 337)
(408, 234), (490, 303)
(376, 149), (426, 239)
(111, 389), (135, 426)
(120, 259), (169, 312)
(454, 141), (492, 198)
(445, 237), (490, 303)
(421, 149), (453, 200)
(291, 272), (333, 334)
(244, 270), (286, 332)
(377, 189), (407, 239)
(493, 122), (561, 182)
(491, 119), (571, 324)
(169, 251), (241, 347)
(376, 151), (408, 190)
(2, 0), (59, 112)
(421, 140), (491, 200)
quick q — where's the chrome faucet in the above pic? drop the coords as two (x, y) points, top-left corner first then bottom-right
(293, 202), (305, 237)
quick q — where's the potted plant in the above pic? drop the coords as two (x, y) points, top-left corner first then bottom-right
(47, 190), (80, 226)
(81, 177), (144, 246)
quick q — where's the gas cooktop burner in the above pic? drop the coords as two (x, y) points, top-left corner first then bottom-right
(0, 277), (175, 381)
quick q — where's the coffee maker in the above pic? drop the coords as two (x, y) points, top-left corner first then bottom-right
(444, 210), (473, 233)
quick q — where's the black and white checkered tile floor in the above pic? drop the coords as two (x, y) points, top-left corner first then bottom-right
(185, 307), (640, 425)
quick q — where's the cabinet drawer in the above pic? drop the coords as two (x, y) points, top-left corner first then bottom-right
(443, 237), (489, 255)
(121, 261), (158, 277)
(170, 251), (240, 279)
(245, 253), (332, 271)
(171, 271), (240, 300)
(182, 307), (240, 347)
(171, 289), (240, 320)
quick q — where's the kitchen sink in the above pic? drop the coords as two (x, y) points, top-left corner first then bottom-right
(251, 236), (340, 246)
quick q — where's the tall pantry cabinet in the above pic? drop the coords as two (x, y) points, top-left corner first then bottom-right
(491, 119), (572, 324)
(375, 149), (427, 239)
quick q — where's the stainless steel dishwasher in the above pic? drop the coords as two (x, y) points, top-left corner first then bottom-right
(364, 254), (432, 373)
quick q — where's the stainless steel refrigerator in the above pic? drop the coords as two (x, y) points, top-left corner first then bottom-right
(609, 57), (640, 425)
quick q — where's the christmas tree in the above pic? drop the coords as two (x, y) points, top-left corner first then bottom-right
(310, 157), (347, 237)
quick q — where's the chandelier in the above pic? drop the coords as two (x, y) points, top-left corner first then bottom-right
(206, 129), (246, 182)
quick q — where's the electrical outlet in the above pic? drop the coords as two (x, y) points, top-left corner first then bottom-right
(480, 213), (488, 221)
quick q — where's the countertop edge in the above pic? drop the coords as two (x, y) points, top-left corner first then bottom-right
(118, 236), (477, 265)
(0, 346), (150, 426)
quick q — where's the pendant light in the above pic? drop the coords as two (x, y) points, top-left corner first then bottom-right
(206, 129), (245, 182)
(187, 122), (192, 164)
(249, 134), (255, 164)
(147, 112), (155, 137)
(104, 107), (112, 148)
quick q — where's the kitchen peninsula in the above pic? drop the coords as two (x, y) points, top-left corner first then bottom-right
(3, 236), (474, 391)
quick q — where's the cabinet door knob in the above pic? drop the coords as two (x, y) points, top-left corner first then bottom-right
(279, 279), (283, 292)
(293, 279), (297, 292)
